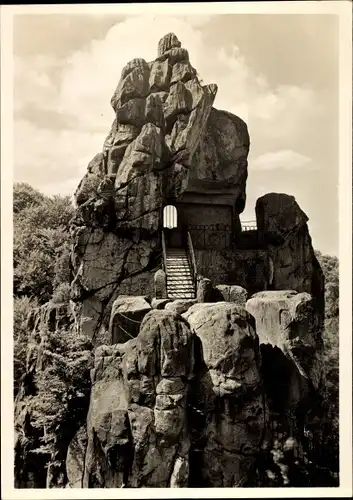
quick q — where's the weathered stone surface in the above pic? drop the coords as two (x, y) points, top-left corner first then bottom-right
(159, 47), (190, 65)
(145, 92), (166, 129)
(191, 107), (249, 212)
(109, 296), (152, 344)
(246, 290), (324, 393)
(83, 310), (195, 487)
(17, 31), (329, 490)
(196, 276), (213, 303)
(171, 61), (196, 85)
(111, 59), (150, 112)
(214, 284), (248, 306)
(75, 154), (106, 206)
(149, 59), (171, 91)
(70, 34), (221, 345)
(154, 269), (167, 299)
(115, 97), (146, 128)
(115, 123), (164, 189)
(165, 298), (197, 315)
(255, 193), (325, 320)
(70, 226), (158, 341)
(166, 83), (217, 164)
(151, 298), (171, 309)
(256, 193), (308, 243)
(66, 426), (87, 488)
(158, 33), (181, 57)
(183, 302), (267, 487)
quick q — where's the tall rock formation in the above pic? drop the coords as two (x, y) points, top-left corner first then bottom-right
(15, 32), (329, 490)
(70, 33), (220, 344)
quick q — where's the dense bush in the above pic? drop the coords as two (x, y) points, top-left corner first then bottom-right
(13, 183), (74, 303)
(29, 325), (93, 486)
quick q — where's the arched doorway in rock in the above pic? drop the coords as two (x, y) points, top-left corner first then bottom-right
(163, 205), (178, 229)
(163, 205), (184, 248)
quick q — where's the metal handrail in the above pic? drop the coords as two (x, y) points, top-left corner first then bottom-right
(161, 229), (167, 273)
(187, 230), (198, 286)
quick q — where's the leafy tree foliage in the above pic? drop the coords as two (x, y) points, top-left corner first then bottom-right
(315, 250), (339, 473)
(13, 182), (45, 214)
(13, 183), (74, 303)
(14, 296), (39, 395)
(29, 325), (93, 486)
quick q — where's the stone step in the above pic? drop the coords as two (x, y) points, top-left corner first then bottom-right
(167, 274), (193, 278)
(167, 281), (195, 288)
(166, 270), (191, 274)
(166, 269), (191, 273)
(167, 285), (194, 289)
(166, 263), (190, 267)
(167, 259), (189, 265)
(167, 278), (194, 282)
(167, 286), (195, 293)
(168, 293), (195, 299)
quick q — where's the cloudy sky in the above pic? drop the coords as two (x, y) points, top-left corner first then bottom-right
(13, 12), (339, 255)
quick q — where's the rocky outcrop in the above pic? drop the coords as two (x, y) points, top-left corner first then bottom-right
(164, 298), (197, 315)
(82, 310), (195, 487)
(109, 295), (151, 344)
(70, 33), (221, 342)
(246, 290), (325, 455)
(66, 301), (271, 488)
(15, 299), (92, 489)
(183, 302), (268, 487)
(256, 193), (325, 322)
(190, 108), (249, 214)
(213, 284), (248, 306)
(246, 290), (324, 399)
(15, 31), (330, 490)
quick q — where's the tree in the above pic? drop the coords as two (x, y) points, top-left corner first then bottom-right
(29, 326), (93, 487)
(13, 183), (74, 303)
(13, 296), (39, 395)
(13, 182), (45, 214)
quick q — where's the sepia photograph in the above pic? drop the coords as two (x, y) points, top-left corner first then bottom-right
(1, 2), (352, 498)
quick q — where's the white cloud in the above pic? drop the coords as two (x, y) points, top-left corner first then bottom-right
(14, 119), (105, 194)
(251, 150), (317, 171)
(14, 14), (324, 198)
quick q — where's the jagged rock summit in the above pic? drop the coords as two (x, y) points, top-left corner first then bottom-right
(71, 33), (250, 343)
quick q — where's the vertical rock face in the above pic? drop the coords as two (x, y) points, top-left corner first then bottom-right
(71, 33), (219, 343)
(82, 310), (195, 488)
(246, 291), (324, 394)
(182, 303), (267, 487)
(70, 301), (269, 488)
(246, 290), (324, 453)
(191, 108), (249, 213)
(256, 193), (325, 322)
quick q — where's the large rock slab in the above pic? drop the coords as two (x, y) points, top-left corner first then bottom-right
(214, 284), (248, 306)
(82, 310), (196, 487)
(109, 296), (152, 344)
(255, 193), (325, 321)
(183, 302), (267, 487)
(246, 290), (324, 395)
(190, 107), (249, 213)
(66, 426), (87, 488)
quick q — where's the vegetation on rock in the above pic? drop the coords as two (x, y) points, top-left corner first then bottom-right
(13, 182), (74, 303)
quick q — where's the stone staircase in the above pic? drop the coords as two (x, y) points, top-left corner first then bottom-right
(165, 247), (196, 299)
